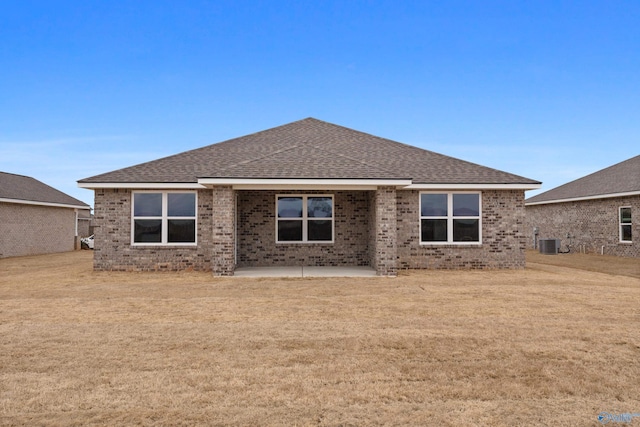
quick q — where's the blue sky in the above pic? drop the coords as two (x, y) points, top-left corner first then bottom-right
(1, 0), (638, 206)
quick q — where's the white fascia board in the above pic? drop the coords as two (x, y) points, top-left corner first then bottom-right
(525, 190), (640, 206)
(198, 178), (412, 189)
(77, 182), (206, 189)
(405, 183), (542, 190)
(0, 197), (90, 210)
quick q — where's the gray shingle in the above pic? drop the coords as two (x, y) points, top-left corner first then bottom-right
(526, 155), (640, 204)
(1, 172), (89, 207)
(79, 118), (539, 185)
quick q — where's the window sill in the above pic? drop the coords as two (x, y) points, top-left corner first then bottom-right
(276, 241), (334, 245)
(419, 242), (482, 247)
(131, 244), (198, 249)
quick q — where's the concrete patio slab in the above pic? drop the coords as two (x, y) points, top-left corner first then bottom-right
(233, 266), (377, 278)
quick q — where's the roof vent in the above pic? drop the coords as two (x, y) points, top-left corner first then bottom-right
(539, 239), (560, 255)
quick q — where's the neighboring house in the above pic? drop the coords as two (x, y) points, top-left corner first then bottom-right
(77, 210), (93, 238)
(78, 118), (540, 276)
(0, 172), (91, 258)
(525, 155), (640, 258)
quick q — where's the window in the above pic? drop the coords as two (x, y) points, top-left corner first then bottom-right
(276, 195), (333, 243)
(620, 207), (632, 242)
(420, 192), (481, 244)
(132, 192), (197, 245)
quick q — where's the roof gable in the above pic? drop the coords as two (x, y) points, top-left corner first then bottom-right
(526, 155), (640, 204)
(79, 118), (540, 186)
(208, 144), (402, 180)
(0, 172), (89, 208)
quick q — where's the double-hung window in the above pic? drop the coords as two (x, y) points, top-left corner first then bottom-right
(420, 192), (481, 244)
(132, 192), (197, 245)
(276, 195), (334, 243)
(620, 207), (632, 242)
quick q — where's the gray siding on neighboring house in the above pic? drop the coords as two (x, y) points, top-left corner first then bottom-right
(0, 202), (77, 258)
(396, 190), (527, 269)
(525, 195), (640, 258)
(77, 219), (91, 238)
(77, 212), (92, 238)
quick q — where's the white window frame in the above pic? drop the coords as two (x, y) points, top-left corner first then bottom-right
(419, 191), (482, 245)
(131, 191), (198, 246)
(275, 194), (334, 244)
(619, 206), (632, 243)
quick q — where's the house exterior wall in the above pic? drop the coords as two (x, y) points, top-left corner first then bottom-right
(525, 195), (640, 258)
(237, 190), (371, 267)
(91, 187), (529, 272)
(77, 217), (91, 238)
(211, 186), (235, 276)
(396, 189), (527, 269)
(371, 187), (398, 276)
(0, 202), (76, 258)
(92, 188), (215, 271)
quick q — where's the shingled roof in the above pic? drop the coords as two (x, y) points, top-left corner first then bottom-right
(0, 172), (89, 209)
(526, 155), (640, 205)
(79, 118), (540, 186)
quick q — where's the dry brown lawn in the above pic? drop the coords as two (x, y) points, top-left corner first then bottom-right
(527, 250), (640, 279)
(1, 251), (639, 426)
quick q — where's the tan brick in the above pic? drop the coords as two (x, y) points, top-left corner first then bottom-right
(525, 195), (639, 257)
(396, 190), (527, 269)
(90, 188), (529, 273)
(0, 203), (77, 258)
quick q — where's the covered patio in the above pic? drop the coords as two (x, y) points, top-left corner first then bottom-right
(225, 185), (401, 277)
(233, 265), (377, 278)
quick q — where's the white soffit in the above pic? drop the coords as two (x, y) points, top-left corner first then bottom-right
(406, 183), (542, 190)
(198, 178), (413, 190)
(78, 182), (206, 189)
(0, 197), (90, 210)
(525, 190), (640, 206)
(78, 180), (540, 191)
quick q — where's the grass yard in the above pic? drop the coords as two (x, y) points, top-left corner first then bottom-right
(1, 251), (639, 426)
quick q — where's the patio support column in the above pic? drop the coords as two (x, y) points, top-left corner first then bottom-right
(211, 185), (235, 276)
(373, 186), (398, 276)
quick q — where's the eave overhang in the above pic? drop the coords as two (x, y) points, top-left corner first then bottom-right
(405, 183), (542, 190)
(525, 190), (640, 206)
(78, 179), (541, 191)
(78, 182), (207, 189)
(198, 178), (412, 190)
(0, 197), (90, 210)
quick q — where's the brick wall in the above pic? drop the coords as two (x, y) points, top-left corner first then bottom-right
(371, 187), (398, 276)
(396, 190), (527, 269)
(237, 190), (370, 267)
(525, 195), (639, 258)
(90, 187), (529, 273)
(211, 186), (235, 276)
(92, 189), (214, 271)
(77, 217), (91, 238)
(0, 202), (76, 258)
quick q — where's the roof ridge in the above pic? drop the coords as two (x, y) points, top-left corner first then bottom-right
(0, 171), (34, 179)
(214, 145), (302, 174)
(301, 120), (538, 183)
(308, 143), (404, 178)
(79, 119), (315, 183)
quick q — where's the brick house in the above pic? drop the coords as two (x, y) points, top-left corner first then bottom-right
(78, 118), (541, 275)
(0, 172), (91, 258)
(525, 155), (639, 258)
